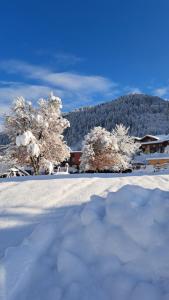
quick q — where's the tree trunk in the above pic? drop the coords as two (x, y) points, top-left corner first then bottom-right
(34, 166), (40, 175)
(30, 156), (40, 175)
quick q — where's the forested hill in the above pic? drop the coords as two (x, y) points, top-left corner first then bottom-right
(1, 93), (169, 149)
(64, 94), (169, 149)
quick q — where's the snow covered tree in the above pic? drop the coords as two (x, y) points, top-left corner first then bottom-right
(112, 124), (140, 171)
(80, 124), (139, 172)
(80, 126), (119, 172)
(4, 92), (70, 175)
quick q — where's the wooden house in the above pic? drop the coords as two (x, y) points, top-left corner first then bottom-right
(69, 151), (82, 169)
(133, 134), (169, 169)
(135, 135), (169, 154)
(146, 157), (169, 169)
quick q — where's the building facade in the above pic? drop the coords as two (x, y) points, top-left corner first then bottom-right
(134, 134), (169, 169)
(135, 135), (169, 154)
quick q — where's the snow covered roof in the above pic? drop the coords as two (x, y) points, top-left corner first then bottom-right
(142, 140), (166, 145)
(70, 150), (82, 153)
(138, 134), (169, 145)
(155, 134), (169, 140)
(146, 156), (169, 161)
(135, 134), (158, 141)
(133, 152), (169, 164)
(147, 135), (169, 143)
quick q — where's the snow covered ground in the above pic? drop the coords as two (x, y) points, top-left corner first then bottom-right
(0, 172), (169, 300)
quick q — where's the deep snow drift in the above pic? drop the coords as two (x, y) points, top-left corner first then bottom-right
(0, 173), (169, 300)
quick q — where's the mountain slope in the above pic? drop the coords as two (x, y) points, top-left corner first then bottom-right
(64, 93), (169, 149)
(1, 93), (169, 149)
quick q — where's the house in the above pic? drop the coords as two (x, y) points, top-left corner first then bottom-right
(146, 156), (169, 169)
(69, 151), (82, 171)
(70, 135), (169, 171)
(135, 134), (169, 154)
(133, 134), (169, 169)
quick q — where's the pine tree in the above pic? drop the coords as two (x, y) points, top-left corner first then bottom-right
(4, 92), (70, 175)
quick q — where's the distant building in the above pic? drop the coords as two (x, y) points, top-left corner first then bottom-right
(135, 135), (169, 154)
(69, 151), (82, 170)
(146, 156), (169, 169)
(134, 134), (169, 169)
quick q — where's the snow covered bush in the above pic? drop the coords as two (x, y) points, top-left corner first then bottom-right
(80, 124), (139, 172)
(4, 92), (70, 174)
(112, 124), (140, 171)
(80, 126), (119, 172)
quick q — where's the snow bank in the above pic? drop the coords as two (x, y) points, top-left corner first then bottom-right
(1, 176), (169, 300)
(52, 186), (169, 300)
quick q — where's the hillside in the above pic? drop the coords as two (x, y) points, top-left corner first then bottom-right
(1, 93), (169, 149)
(64, 93), (169, 149)
(0, 172), (169, 299)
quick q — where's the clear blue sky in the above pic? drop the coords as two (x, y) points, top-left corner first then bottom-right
(0, 0), (169, 113)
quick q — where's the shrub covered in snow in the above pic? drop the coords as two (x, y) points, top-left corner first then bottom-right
(80, 125), (139, 172)
(112, 124), (140, 171)
(80, 126), (119, 172)
(4, 92), (70, 174)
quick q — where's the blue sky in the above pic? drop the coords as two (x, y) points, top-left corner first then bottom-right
(0, 0), (169, 114)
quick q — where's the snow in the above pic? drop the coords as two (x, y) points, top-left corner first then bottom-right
(36, 114), (43, 124)
(146, 156), (169, 161)
(0, 173), (169, 299)
(27, 143), (40, 158)
(41, 160), (54, 174)
(16, 131), (34, 147)
(153, 134), (169, 142)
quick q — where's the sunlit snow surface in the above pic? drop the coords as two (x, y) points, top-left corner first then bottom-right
(0, 173), (169, 300)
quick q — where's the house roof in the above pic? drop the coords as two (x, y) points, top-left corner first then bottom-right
(142, 140), (166, 145)
(146, 156), (169, 161)
(70, 150), (82, 153)
(153, 134), (169, 141)
(133, 152), (169, 164)
(135, 134), (158, 141)
(138, 134), (169, 145)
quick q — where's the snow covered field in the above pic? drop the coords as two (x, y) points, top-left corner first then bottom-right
(0, 173), (169, 300)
